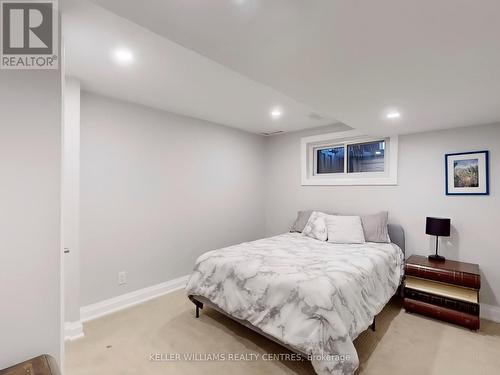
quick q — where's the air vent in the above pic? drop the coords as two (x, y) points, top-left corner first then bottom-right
(308, 112), (324, 120)
(260, 130), (284, 136)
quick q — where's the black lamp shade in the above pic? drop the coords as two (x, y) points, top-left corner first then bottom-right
(426, 217), (451, 237)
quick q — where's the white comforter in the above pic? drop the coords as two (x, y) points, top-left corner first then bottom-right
(186, 233), (404, 375)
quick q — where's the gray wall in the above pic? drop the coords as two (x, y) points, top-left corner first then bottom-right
(0, 71), (61, 367)
(80, 92), (266, 305)
(264, 123), (500, 307)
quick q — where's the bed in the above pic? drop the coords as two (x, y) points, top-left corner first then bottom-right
(186, 224), (405, 375)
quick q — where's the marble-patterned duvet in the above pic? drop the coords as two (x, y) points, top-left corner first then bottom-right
(186, 233), (404, 375)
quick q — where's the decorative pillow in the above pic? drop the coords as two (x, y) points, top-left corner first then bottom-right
(290, 210), (314, 233)
(326, 215), (365, 244)
(302, 211), (328, 241)
(291, 210), (337, 232)
(361, 211), (391, 243)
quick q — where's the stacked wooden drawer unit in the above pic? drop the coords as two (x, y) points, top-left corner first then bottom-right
(404, 255), (480, 330)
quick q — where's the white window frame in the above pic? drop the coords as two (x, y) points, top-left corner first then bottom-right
(301, 130), (398, 186)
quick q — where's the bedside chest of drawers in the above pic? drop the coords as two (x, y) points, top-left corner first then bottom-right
(0, 355), (60, 375)
(403, 255), (480, 330)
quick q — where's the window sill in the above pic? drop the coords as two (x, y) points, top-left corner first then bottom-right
(301, 176), (398, 186)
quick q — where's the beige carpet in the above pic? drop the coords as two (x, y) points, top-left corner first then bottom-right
(66, 289), (500, 375)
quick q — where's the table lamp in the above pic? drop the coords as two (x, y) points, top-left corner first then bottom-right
(426, 217), (451, 262)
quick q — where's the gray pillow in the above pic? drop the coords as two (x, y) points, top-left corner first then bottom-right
(290, 210), (313, 232)
(360, 212), (391, 243)
(291, 210), (337, 232)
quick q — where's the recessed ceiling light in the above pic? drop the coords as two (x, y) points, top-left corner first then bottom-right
(271, 108), (282, 119)
(386, 111), (401, 119)
(112, 48), (134, 66)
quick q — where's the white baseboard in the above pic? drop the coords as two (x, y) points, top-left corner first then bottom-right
(80, 274), (190, 323)
(481, 303), (500, 323)
(64, 321), (84, 341)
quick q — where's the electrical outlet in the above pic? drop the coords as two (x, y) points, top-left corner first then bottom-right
(118, 271), (127, 286)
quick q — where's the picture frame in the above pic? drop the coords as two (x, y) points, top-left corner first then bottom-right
(445, 151), (489, 195)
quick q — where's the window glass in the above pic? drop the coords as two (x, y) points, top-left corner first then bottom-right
(347, 141), (385, 173)
(317, 147), (344, 174)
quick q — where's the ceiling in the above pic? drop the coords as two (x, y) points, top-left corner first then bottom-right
(66, 0), (500, 135)
(62, 0), (338, 135)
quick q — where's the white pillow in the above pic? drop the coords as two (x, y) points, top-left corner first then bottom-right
(326, 215), (366, 244)
(302, 211), (328, 241)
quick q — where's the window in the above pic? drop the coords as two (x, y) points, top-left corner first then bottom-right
(314, 140), (385, 175)
(301, 130), (398, 185)
(316, 147), (344, 174)
(348, 140), (385, 173)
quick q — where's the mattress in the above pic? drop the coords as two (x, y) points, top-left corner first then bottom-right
(186, 233), (404, 375)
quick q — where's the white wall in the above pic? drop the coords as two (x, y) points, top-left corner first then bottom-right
(264, 123), (500, 308)
(80, 92), (266, 305)
(77, 90), (500, 315)
(0, 71), (61, 367)
(62, 78), (81, 327)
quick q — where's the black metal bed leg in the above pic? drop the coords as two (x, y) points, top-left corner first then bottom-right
(371, 317), (376, 332)
(190, 298), (203, 319)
